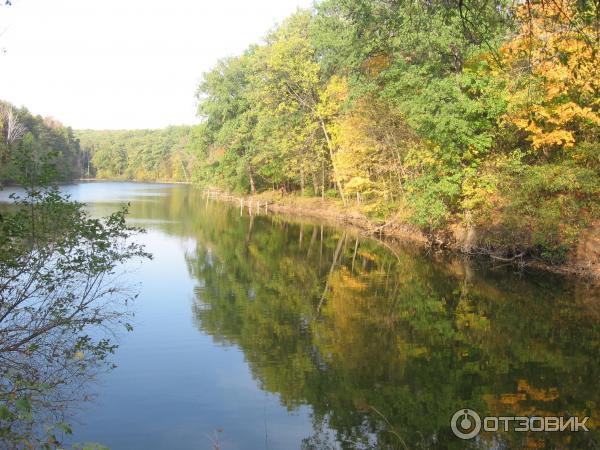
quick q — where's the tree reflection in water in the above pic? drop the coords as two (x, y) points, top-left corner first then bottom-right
(39, 184), (598, 450)
(179, 197), (600, 450)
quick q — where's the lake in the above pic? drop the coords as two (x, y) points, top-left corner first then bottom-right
(2, 181), (599, 449)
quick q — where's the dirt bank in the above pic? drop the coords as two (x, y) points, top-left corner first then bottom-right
(205, 189), (600, 280)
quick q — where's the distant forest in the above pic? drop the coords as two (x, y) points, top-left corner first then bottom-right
(0, 101), (82, 182)
(0, 104), (199, 184)
(77, 127), (198, 182)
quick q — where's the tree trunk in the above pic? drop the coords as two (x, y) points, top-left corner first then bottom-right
(180, 159), (189, 183)
(248, 165), (256, 194)
(321, 157), (325, 200)
(351, 238), (359, 273)
(318, 117), (346, 205)
(317, 232), (346, 314)
(244, 214), (255, 257)
(307, 226), (317, 258)
(462, 210), (477, 253)
(319, 225), (323, 271)
(311, 171), (319, 198)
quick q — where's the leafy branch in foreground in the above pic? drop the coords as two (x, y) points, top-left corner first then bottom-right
(0, 186), (151, 448)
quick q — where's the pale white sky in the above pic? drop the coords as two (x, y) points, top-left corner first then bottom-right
(0, 0), (313, 129)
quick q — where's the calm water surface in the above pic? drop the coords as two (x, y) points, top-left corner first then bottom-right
(3, 182), (599, 449)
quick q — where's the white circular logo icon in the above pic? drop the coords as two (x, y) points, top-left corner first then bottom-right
(451, 408), (482, 439)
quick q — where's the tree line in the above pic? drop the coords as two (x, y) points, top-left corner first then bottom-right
(77, 127), (198, 182)
(0, 101), (82, 183)
(0, 103), (198, 184)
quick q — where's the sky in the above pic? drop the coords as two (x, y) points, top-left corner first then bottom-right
(0, 0), (314, 130)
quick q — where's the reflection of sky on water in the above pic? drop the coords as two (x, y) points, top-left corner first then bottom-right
(68, 229), (317, 450)
(0, 181), (173, 204)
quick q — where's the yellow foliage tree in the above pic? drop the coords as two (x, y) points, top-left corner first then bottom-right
(330, 111), (376, 198)
(329, 95), (415, 209)
(502, 0), (600, 152)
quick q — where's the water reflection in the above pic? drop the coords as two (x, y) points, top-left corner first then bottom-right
(3, 183), (597, 449)
(179, 193), (600, 449)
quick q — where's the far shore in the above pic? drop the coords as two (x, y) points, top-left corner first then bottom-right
(77, 178), (192, 185)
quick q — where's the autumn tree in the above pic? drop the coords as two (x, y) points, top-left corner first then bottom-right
(502, 0), (600, 152)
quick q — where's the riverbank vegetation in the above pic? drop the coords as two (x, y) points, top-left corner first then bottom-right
(0, 186), (149, 447)
(189, 0), (599, 264)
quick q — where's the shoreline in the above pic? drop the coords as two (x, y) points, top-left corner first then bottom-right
(77, 178), (192, 184)
(204, 188), (600, 281)
(64, 180), (600, 280)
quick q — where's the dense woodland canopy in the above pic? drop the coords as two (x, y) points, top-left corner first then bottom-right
(190, 0), (600, 262)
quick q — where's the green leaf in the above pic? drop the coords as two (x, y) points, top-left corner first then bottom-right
(15, 397), (31, 414)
